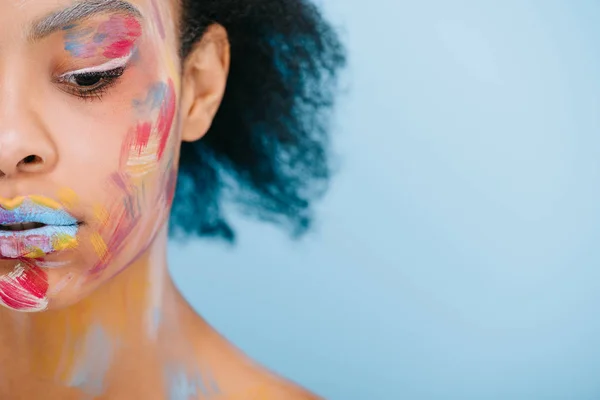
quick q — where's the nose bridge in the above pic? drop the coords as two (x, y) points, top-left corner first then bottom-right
(0, 62), (58, 178)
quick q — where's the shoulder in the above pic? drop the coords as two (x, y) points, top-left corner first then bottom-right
(187, 319), (322, 399)
(223, 378), (322, 400)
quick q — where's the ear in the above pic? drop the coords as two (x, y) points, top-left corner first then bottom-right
(179, 24), (230, 143)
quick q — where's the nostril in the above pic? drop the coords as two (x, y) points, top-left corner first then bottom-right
(16, 155), (45, 173)
(20, 155), (43, 165)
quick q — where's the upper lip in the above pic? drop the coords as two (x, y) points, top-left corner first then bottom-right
(0, 196), (78, 231)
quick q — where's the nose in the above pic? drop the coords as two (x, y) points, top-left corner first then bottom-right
(0, 130), (56, 178)
(0, 103), (57, 179)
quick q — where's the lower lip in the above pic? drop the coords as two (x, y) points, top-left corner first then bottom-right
(0, 225), (79, 259)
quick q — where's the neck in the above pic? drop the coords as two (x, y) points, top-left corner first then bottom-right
(0, 227), (199, 398)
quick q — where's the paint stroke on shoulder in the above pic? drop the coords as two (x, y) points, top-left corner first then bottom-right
(164, 364), (221, 400)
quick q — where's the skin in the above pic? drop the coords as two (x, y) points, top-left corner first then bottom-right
(0, 0), (319, 399)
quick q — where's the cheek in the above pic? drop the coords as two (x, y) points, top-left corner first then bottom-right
(121, 78), (177, 177)
(86, 79), (178, 274)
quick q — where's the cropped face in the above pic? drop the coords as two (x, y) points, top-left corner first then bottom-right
(0, 0), (220, 312)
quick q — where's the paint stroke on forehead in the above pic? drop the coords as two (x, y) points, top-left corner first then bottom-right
(64, 15), (142, 59)
(0, 262), (48, 312)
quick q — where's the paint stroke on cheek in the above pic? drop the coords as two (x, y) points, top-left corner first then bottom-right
(150, 0), (166, 39)
(89, 173), (140, 274)
(156, 80), (177, 161)
(122, 122), (158, 178)
(124, 80), (176, 178)
(0, 262), (48, 312)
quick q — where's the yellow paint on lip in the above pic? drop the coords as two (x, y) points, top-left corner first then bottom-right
(52, 234), (78, 251)
(0, 196), (26, 210)
(0, 195), (63, 210)
(23, 247), (45, 259)
(90, 232), (108, 260)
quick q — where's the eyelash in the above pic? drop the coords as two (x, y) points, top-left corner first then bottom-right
(58, 67), (126, 101)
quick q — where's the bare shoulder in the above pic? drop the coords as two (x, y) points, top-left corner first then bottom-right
(258, 378), (323, 400)
(188, 319), (323, 399)
(223, 376), (323, 400)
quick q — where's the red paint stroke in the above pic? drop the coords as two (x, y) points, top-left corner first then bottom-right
(0, 262), (48, 310)
(90, 211), (139, 275)
(103, 39), (135, 58)
(156, 79), (176, 161)
(150, 0), (166, 39)
(99, 16), (142, 59)
(89, 173), (140, 275)
(132, 122), (152, 155)
(110, 171), (131, 193)
(124, 17), (142, 37)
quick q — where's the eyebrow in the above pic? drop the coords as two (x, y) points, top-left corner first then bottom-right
(28, 0), (142, 42)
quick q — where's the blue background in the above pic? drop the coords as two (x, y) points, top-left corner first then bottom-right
(170, 1), (600, 399)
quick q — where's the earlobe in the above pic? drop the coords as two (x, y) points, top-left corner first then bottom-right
(180, 24), (230, 143)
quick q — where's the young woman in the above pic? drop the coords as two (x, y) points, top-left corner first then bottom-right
(0, 0), (345, 398)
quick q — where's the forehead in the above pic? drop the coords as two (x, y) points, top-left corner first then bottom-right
(1, 0), (178, 38)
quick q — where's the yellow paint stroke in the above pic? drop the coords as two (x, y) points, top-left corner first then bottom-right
(0, 195), (62, 210)
(58, 187), (79, 208)
(0, 196), (25, 210)
(23, 247), (45, 259)
(93, 205), (110, 227)
(127, 132), (160, 179)
(52, 234), (78, 251)
(29, 195), (62, 209)
(166, 54), (181, 91)
(90, 233), (108, 260)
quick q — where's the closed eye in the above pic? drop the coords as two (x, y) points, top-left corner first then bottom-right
(57, 53), (132, 101)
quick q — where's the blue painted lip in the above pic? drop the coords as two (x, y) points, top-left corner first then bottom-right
(0, 201), (78, 227)
(0, 224), (79, 239)
(0, 199), (80, 259)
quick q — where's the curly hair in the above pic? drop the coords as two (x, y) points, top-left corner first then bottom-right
(170, 0), (346, 241)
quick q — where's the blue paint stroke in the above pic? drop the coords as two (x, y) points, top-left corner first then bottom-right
(68, 324), (114, 397)
(165, 365), (218, 400)
(64, 42), (86, 57)
(150, 306), (162, 338)
(132, 82), (168, 112)
(64, 27), (94, 40)
(93, 33), (108, 43)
